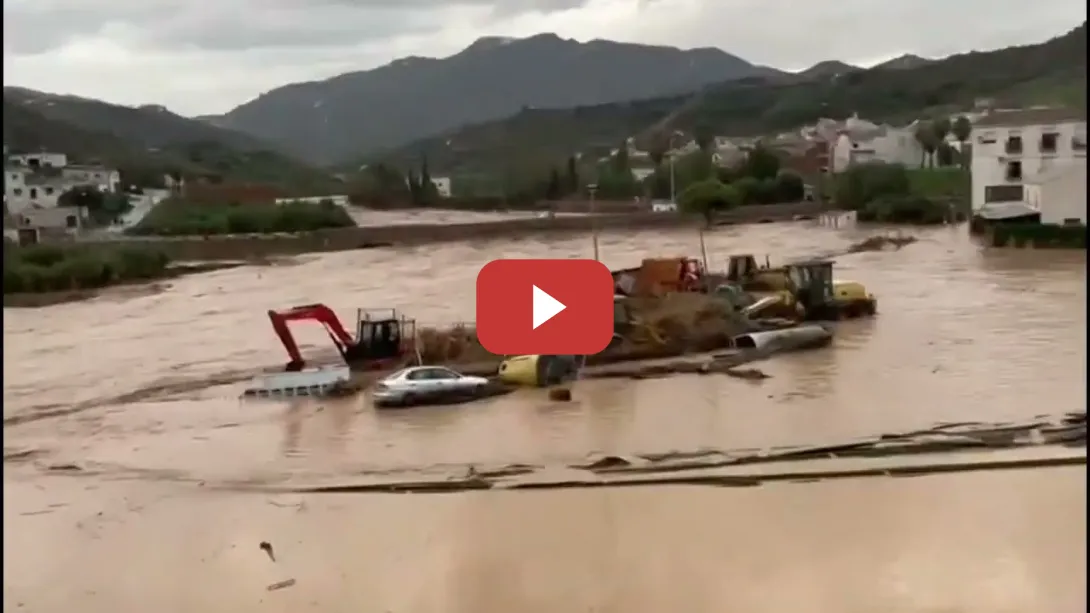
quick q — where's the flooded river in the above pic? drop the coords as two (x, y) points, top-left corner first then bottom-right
(4, 221), (1086, 612)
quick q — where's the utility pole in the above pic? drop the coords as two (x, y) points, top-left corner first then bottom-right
(588, 183), (599, 261)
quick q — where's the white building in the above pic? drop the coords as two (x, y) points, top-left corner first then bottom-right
(829, 116), (924, 172)
(969, 107), (1087, 219)
(1023, 161), (1087, 225)
(8, 152), (68, 169)
(5, 153), (121, 212)
(431, 176), (452, 198)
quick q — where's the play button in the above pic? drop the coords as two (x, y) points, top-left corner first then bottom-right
(532, 285), (566, 330)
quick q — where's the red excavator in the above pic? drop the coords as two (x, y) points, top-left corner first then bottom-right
(268, 304), (417, 372)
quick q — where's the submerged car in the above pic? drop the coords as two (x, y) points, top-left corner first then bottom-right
(371, 366), (490, 407)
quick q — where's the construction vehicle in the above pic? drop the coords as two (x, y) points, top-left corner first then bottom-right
(268, 304), (417, 371)
(729, 259), (877, 321)
(725, 254), (791, 291)
(612, 257), (707, 297)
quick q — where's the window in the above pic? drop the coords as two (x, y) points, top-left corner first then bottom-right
(1040, 132), (1059, 153)
(13, 188), (22, 196)
(44, 187), (54, 195)
(29, 188), (38, 199)
(1005, 160), (1022, 181)
(65, 215), (77, 229)
(977, 131), (997, 144)
(984, 184), (1024, 203)
(1074, 133), (1087, 152)
(1062, 218), (1084, 226)
(1005, 135), (1023, 154)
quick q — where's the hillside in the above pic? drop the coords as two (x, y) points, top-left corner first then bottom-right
(798, 61), (860, 79)
(210, 33), (782, 164)
(377, 22), (1086, 175)
(3, 89), (339, 192)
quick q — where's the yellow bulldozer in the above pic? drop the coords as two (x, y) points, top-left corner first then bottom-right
(722, 255), (877, 321)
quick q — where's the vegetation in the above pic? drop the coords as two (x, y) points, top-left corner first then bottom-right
(351, 137), (806, 209)
(377, 23), (1086, 175)
(678, 179), (741, 224)
(3, 242), (171, 294)
(127, 198), (357, 236)
(57, 186), (133, 226)
(3, 90), (339, 193)
(990, 223), (1087, 249)
(833, 163), (968, 225)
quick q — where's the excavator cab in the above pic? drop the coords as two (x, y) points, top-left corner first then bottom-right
(347, 308), (416, 364)
(725, 254), (773, 283)
(268, 304), (416, 372)
(785, 260), (837, 320)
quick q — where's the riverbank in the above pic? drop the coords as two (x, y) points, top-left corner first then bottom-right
(72, 202), (828, 261)
(3, 261), (245, 308)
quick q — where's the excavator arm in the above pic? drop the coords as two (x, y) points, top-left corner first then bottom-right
(267, 304), (357, 371)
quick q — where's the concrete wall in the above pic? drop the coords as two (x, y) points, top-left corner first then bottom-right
(77, 201), (827, 261)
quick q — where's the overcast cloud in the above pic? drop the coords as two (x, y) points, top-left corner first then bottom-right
(3, 0), (1086, 116)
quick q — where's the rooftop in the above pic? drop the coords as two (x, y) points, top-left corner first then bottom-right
(974, 107), (1087, 128)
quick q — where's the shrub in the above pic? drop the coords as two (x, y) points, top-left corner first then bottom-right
(833, 162), (911, 210)
(3, 244), (171, 294)
(858, 195), (952, 225)
(127, 198), (357, 236)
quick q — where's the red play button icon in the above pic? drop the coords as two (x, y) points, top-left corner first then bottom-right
(476, 259), (614, 355)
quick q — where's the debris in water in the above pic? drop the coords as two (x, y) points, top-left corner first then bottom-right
(266, 578), (296, 592)
(548, 387), (572, 402)
(844, 234), (917, 254)
(259, 541), (275, 562)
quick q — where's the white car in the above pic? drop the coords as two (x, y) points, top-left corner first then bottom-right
(371, 366), (490, 407)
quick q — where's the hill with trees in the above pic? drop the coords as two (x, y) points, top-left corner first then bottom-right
(3, 89), (340, 193)
(374, 22), (1086, 177)
(208, 33), (783, 164)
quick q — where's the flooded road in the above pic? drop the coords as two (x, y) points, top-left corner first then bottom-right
(4, 221), (1086, 611)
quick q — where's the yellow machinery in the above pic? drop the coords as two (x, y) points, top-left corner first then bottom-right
(727, 258), (877, 320)
(497, 354), (585, 387)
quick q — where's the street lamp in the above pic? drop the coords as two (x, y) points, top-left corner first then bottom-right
(587, 183), (599, 261)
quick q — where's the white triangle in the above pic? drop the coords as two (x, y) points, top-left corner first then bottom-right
(532, 285), (566, 330)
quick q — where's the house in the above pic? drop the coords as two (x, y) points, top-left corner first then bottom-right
(1023, 160), (1087, 225)
(5, 152), (123, 216)
(61, 164), (121, 192)
(431, 176), (452, 198)
(8, 206), (84, 243)
(969, 107), (1087, 217)
(8, 152), (67, 170)
(830, 116), (924, 172)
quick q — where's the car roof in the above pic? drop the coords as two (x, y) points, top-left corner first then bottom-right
(387, 366), (457, 379)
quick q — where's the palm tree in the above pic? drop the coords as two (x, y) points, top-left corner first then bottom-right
(952, 116), (972, 168)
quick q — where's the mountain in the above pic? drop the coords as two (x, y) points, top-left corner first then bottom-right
(798, 60), (860, 79)
(3, 88), (339, 192)
(210, 33), (783, 165)
(374, 22), (1086, 176)
(874, 54), (932, 70)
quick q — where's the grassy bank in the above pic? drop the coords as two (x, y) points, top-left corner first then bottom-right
(835, 164), (968, 225)
(127, 198), (357, 237)
(4, 242), (172, 294)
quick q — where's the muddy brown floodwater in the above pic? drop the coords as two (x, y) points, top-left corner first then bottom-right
(4, 222), (1087, 612)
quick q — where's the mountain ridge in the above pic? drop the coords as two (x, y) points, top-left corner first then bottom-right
(209, 33), (782, 164)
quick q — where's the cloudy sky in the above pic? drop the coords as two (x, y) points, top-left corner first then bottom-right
(3, 0), (1086, 117)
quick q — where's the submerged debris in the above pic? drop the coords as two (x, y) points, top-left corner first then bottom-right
(844, 234), (918, 254)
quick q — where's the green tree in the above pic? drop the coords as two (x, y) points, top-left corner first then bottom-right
(774, 171), (806, 202)
(415, 156), (441, 205)
(545, 167), (563, 200)
(914, 123), (940, 167)
(951, 116), (972, 168)
(739, 144), (781, 180)
(931, 117), (952, 144)
(57, 186), (133, 225)
(935, 143), (957, 167)
(562, 156), (579, 196)
(694, 124), (715, 152)
(678, 179), (741, 226)
(612, 143), (630, 172)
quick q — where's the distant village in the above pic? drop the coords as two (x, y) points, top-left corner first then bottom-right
(4, 99), (1087, 241)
